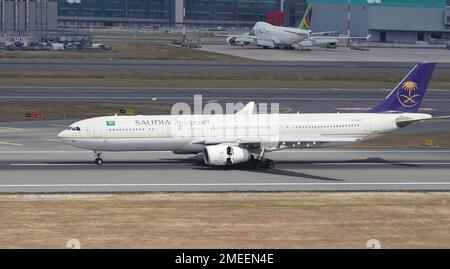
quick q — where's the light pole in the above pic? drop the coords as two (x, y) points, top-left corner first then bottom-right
(347, 0), (352, 47)
(183, 0), (186, 44)
(126, 0), (132, 27)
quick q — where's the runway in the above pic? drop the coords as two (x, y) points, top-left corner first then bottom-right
(0, 121), (450, 193)
(1, 59), (450, 73)
(1, 150), (450, 192)
(1, 86), (450, 193)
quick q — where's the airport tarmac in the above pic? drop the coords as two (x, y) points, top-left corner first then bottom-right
(0, 150), (450, 193)
(200, 45), (450, 63)
(0, 118), (450, 193)
(1, 59), (450, 73)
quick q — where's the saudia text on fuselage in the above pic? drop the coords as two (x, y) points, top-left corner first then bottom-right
(134, 119), (210, 127)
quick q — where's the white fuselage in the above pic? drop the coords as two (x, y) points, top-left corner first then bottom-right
(58, 112), (431, 153)
(230, 22), (311, 48)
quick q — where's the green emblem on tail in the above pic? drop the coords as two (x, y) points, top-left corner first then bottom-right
(299, 4), (313, 30)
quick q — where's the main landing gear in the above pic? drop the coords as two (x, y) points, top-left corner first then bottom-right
(249, 158), (275, 169)
(94, 151), (103, 165)
(249, 149), (275, 169)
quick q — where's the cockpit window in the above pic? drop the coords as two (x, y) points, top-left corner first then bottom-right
(68, 126), (81, 131)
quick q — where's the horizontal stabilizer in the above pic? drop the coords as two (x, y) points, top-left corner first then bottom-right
(396, 115), (450, 127)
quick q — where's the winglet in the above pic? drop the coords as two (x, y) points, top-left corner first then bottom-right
(236, 102), (257, 115)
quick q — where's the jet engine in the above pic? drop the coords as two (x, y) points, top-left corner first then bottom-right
(227, 37), (237, 46)
(227, 37), (251, 46)
(203, 145), (251, 166)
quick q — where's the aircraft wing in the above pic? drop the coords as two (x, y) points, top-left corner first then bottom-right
(307, 34), (371, 45)
(282, 29), (310, 36)
(227, 34), (258, 42)
(194, 134), (363, 147)
(239, 134), (363, 145)
(227, 34), (276, 47)
(310, 31), (339, 36)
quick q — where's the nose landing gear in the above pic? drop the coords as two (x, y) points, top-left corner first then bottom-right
(94, 151), (103, 165)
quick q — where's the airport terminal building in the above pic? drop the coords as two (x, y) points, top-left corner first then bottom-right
(0, 0), (58, 34)
(56, 0), (450, 42)
(309, 0), (450, 43)
(2, 0), (450, 43)
(57, 0), (287, 28)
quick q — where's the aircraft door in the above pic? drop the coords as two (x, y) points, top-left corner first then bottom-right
(93, 122), (102, 138)
(363, 120), (372, 134)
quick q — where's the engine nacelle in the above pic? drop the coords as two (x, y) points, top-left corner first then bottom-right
(227, 37), (236, 46)
(227, 36), (252, 46)
(203, 145), (251, 166)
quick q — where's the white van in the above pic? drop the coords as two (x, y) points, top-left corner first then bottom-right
(51, 43), (65, 51)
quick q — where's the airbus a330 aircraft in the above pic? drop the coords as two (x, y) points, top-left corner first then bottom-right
(227, 5), (369, 49)
(58, 63), (447, 168)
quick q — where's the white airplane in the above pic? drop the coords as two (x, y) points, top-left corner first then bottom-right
(226, 21), (311, 49)
(58, 63), (447, 168)
(227, 4), (369, 49)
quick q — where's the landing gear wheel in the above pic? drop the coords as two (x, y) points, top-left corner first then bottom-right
(249, 159), (260, 169)
(95, 158), (103, 165)
(94, 151), (103, 165)
(263, 159), (275, 169)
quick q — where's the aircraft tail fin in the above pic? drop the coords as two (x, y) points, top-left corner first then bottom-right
(299, 4), (313, 30)
(368, 63), (436, 113)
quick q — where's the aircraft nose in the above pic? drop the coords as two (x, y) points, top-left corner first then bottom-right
(58, 130), (69, 138)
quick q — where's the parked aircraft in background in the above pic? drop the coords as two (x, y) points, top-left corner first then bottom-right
(227, 4), (370, 49)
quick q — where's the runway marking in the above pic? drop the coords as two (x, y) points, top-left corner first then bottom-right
(2, 96), (450, 102)
(2, 150), (450, 154)
(0, 127), (24, 132)
(0, 151), (87, 154)
(0, 141), (23, 147)
(1, 182), (450, 188)
(8, 162), (450, 167)
(280, 106), (293, 113)
(14, 90), (135, 93)
(276, 150), (450, 153)
(9, 163), (182, 166)
(314, 162), (450, 165)
(1, 86), (449, 92)
(44, 139), (62, 143)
